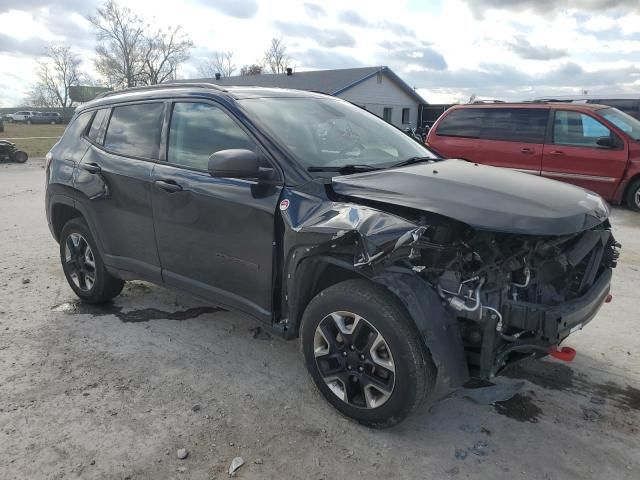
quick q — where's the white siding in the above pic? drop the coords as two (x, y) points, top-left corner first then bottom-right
(337, 73), (419, 128)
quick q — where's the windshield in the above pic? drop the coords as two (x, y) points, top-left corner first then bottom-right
(600, 107), (640, 141)
(240, 97), (437, 173)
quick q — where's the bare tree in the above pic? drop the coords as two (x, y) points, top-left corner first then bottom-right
(142, 26), (193, 85)
(239, 64), (263, 76)
(31, 45), (82, 109)
(88, 1), (147, 88)
(264, 38), (290, 74)
(198, 51), (236, 78)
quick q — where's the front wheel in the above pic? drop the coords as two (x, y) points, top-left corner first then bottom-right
(300, 279), (435, 428)
(626, 179), (640, 212)
(59, 217), (124, 303)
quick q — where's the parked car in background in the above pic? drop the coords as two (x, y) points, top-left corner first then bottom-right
(31, 112), (63, 124)
(426, 102), (640, 211)
(534, 95), (640, 120)
(0, 115), (4, 133)
(6, 111), (40, 123)
(45, 84), (619, 427)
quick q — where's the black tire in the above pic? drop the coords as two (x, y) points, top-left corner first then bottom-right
(59, 217), (124, 303)
(12, 150), (27, 163)
(300, 279), (435, 428)
(626, 178), (640, 212)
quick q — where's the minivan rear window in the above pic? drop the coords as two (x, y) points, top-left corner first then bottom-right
(435, 109), (482, 138)
(480, 108), (548, 143)
(436, 108), (548, 143)
(104, 103), (164, 159)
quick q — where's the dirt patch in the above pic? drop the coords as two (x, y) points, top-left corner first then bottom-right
(504, 359), (640, 412)
(494, 393), (543, 423)
(51, 301), (225, 323)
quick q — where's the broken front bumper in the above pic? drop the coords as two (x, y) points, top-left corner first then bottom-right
(491, 268), (612, 375)
(502, 267), (612, 344)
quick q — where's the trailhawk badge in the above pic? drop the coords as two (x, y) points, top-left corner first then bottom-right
(279, 199), (290, 211)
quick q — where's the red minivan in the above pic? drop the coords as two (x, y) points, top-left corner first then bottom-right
(426, 102), (640, 211)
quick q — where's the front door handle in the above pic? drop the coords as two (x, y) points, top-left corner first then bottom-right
(82, 162), (101, 174)
(548, 150), (565, 157)
(154, 179), (183, 193)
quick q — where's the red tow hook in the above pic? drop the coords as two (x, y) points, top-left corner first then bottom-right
(604, 293), (613, 303)
(549, 345), (577, 362)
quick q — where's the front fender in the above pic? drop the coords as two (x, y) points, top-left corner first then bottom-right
(374, 270), (470, 394)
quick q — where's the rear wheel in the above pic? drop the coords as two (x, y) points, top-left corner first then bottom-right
(59, 218), (124, 303)
(12, 150), (27, 163)
(300, 279), (435, 428)
(626, 179), (640, 212)
(50, 120), (55, 125)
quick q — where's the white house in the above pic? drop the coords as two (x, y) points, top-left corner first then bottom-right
(180, 66), (427, 129)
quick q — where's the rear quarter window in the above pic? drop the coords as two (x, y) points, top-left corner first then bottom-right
(86, 108), (110, 145)
(479, 108), (549, 143)
(435, 109), (482, 138)
(104, 103), (164, 159)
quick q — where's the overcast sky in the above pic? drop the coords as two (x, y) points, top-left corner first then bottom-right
(1, 0), (640, 106)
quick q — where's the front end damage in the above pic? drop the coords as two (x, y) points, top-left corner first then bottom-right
(278, 187), (620, 393)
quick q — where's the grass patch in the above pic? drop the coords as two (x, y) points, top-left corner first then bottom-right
(0, 122), (66, 158)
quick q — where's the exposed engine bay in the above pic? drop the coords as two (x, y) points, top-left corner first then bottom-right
(394, 216), (620, 377)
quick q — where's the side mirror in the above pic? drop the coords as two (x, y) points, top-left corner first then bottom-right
(596, 136), (615, 148)
(208, 149), (262, 178)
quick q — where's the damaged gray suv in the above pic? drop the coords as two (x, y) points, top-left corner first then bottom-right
(45, 84), (619, 427)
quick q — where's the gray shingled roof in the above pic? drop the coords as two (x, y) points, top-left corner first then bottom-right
(175, 66), (426, 103)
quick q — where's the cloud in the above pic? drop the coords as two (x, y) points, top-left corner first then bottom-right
(337, 10), (415, 36)
(204, 0), (258, 19)
(379, 41), (447, 70)
(506, 36), (568, 60)
(303, 3), (326, 19)
(274, 21), (355, 48)
(462, 0), (640, 18)
(404, 61), (640, 101)
(294, 48), (365, 70)
(0, 0), (91, 13)
(0, 33), (48, 56)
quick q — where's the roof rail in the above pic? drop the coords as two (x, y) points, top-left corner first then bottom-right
(95, 82), (227, 99)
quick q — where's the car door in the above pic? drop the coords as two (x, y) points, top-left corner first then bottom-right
(471, 107), (549, 175)
(74, 102), (164, 283)
(151, 100), (282, 321)
(541, 109), (628, 199)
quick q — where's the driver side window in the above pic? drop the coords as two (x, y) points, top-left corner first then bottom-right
(168, 102), (254, 171)
(553, 111), (611, 147)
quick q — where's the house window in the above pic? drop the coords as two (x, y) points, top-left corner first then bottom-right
(383, 107), (393, 123)
(402, 108), (411, 124)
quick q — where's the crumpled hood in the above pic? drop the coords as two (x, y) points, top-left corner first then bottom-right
(331, 159), (610, 235)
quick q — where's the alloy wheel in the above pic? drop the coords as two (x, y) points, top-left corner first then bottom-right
(635, 187), (640, 209)
(313, 311), (396, 409)
(64, 232), (96, 291)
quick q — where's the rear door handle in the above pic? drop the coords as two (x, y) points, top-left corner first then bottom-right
(82, 162), (101, 174)
(520, 147), (534, 154)
(154, 179), (183, 193)
(549, 150), (565, 156)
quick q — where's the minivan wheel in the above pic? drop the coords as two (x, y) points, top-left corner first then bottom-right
(59, 218), (124, 303)
(626, 179), (640, 212)
(300, 279), (435, 428)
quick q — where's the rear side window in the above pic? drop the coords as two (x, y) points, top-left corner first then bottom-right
(479, 108), (548, 143)
(435, 109), (483, 138)
(553, 111), (611, 147)
(168, 102), (254, 171)
(86, 108), (110, 144)
(104, 103), (164, 159)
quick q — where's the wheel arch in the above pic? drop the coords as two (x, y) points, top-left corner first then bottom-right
(622, 173), (640, 207)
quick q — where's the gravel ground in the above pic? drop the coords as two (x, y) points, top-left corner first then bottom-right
(1, 158), (639, 479)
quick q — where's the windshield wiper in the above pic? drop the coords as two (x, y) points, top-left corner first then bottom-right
(307, 164), (383, 174)
(387, 156), (435, 169)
